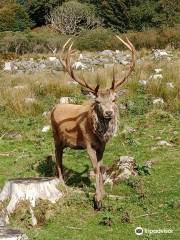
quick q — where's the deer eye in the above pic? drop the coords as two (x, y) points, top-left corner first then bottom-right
(96, 100), (100, 104)
(112, 99), (116, 102)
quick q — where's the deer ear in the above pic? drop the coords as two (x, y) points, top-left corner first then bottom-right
(81, 88), (96, 99)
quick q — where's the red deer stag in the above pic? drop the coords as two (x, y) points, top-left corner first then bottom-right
(51, 37), (136, 209)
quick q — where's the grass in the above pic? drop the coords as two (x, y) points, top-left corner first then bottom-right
(0, 50), (180, 239)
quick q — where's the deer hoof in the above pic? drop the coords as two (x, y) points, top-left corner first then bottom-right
(93, 197), (102, 211)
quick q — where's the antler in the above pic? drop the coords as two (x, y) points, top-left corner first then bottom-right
(111, 36), (136, 90)
(59, 39), (99, 94)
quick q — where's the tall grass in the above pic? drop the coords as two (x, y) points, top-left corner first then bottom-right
(0, 55), (179, 116)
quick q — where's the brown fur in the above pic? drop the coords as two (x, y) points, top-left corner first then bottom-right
(51, 90), (118, 209)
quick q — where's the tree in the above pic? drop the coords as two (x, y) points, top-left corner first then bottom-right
(47, 1), (102, 35)
(0, 2), (31, 32)
(17, 0), (64, 27)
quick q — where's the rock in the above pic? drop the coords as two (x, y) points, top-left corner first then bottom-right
(104, 63), (114, 69)
(3, 62), (12, 71)
(101, 50), (114, 56)
(153, 49), (172, 60)
(42, 111), (50, 117)
(153, 98), (164, 105)
(166, 82), (174, 89)
(42, 125), (51, 133)
(119, 104), (127, 110)
(154, 68), (162, 73)
(25, 97), (36, 104)
(157, 140), (172, 146)
(122, 126), (136, 135)
(104, 156), (137, 184)
(49, 57), (57, 61)
(139, 80), (147, 85)
(14, 85), (26, 90)
(144, 160), (153, 169)
(78, 54), (84, 60)
(59, 97), (73, 104)
(119, 59), (129, 65)
(150, 74), (163, 80)
(72, 61), (87, 70)
(0, 227), (29, 240)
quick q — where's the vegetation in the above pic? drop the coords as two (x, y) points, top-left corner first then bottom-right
(47, 1), (101, 35)
(0, 26), (179, 56)
(0, 0), (179, 32)
(0, 52), (179, 239)
(0, 2), (31, 32)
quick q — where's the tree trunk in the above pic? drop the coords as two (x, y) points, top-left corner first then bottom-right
(0, 227), (28, 240)
(0, 177), (63, 226)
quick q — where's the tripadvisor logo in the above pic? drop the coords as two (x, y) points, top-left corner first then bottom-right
(135, 227), (143, 236)
(135, 227), (173, 236)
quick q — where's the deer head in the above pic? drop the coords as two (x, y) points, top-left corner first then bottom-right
(58, 37), (136, 120)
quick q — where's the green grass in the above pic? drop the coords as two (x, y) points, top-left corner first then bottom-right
(0, 53), (180, 239)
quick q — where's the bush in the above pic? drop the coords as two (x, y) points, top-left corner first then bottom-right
(0, 3), (31, 32)
(0, 26), (179, 56)
(47, 0), (102, 35)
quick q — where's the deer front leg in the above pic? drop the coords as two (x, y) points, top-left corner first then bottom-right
(55, 144), (64, 183)
(87, 146), (102, 210)
(96, 149), (106, 199)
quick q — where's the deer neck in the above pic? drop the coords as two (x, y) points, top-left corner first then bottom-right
(89, 104), (117, 143)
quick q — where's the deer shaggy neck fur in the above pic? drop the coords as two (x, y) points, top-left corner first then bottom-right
(89, 103), (118, 143)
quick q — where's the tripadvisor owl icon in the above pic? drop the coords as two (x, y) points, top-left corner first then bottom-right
(135, 227), (144, 236)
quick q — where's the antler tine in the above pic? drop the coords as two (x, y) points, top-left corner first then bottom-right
(111, 36), (136, 90)
(60, 39), (99, 94)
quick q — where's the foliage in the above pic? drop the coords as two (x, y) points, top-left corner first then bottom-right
(0, 2), (31, 32)
(84, 0), (180, 31)
(47, 0), (102, 35)
(17, 0), (64, 27)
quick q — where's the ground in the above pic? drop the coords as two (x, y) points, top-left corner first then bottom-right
(0, 51), (179, 239)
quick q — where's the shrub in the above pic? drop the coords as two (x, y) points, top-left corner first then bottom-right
(47, 0), (102, 35)
(0, 3), (31, 32)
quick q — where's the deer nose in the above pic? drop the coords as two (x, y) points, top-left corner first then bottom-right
(105, 111), (113, 117)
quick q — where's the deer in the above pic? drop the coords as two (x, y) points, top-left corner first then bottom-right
(51, 36), (136, 210)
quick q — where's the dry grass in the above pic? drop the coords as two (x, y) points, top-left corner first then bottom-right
(0, 52), (179, 116)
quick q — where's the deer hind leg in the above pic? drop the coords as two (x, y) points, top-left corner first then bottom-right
(55, 143), (64, 183)
(87, 146), (102, 210)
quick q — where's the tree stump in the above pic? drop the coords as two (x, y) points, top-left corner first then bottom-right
(0, 177), (63, 226)
(0, 227), (28, 240)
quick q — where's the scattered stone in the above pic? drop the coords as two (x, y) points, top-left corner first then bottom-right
(42, 125), (51, 133)
(3, 62), (12, 71)
(59, 97), (73, 104)
(49, 56), (57, 61)
(0, 227), (29, 240)
(144, 160), (154, 169)
(42, 111), (50, 117)
(104, 63), (114, 69)
(25, 97), (36, 104)
(139, 80), (147, 85)
(72, 61), (87, 70)
(157, 140), (172, 146)
(78, 54), (84, 60)
(101, 50), (114, 56)
(150, 74), (163, 80)
(119, 104), (127, 110)
(154, 68), (162, 73)
(153, 49), (172, 60)
(104, 156), (137, 184)
(166, 82), (174, 89)
(122, 126), (136, 135)
(13, 85), (26, 90)
(153, 98), (164, 105)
